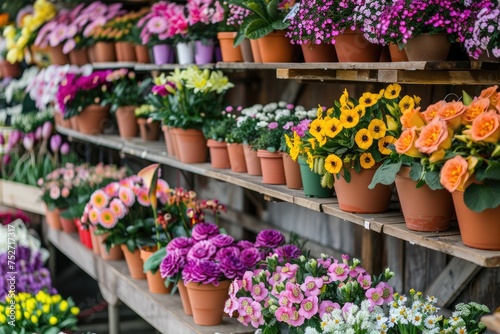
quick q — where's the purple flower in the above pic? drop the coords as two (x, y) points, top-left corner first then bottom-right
(237, 240), (254, 249)
(41, 121), (53, 140)
(182, 259), (221, 285)
(152, 84), (168, 96)
(166, 236), (194, 255)
(275, 244), (302, 261)
(220, 253), (245, 279)
(187, 240), (217, 260)
(210, 234), (235, 247)
(50, 134), (62, 152)
(60, 143), (70, 155)
(240, 247), (261, 268)
(191, 222), (220, 241)
(216, 246), (240, 260)
(160, 249), (186, 278)
(255, 229), (285, 248)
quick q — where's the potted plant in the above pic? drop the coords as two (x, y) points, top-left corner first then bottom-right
(102, 69), (151, 138)
(135, 104), (160, 141)
(463, 2), (500, 61)
(203, 106), (238, 169)
(229, 0), (295, 62)
(55, 70), (112, 135)
(227, 253), (395, 333)
(216, 1), (251, 62)
(148, 65), (234, 163)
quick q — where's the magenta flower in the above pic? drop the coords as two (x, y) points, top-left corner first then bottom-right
(166, 237), (194, 256)
(300, 276), (323, 297)
(182, 258), (221, 285)
(285, 282), (304, 304)
(237, 297), (253, 316)
(319, 300), (340, 318)
(191, 222), (220, 241)
(276, 245), (302, 261)
(255, 229), (285, 248)
(298, 295), (319, 319)
(328, 262), (349, 281)
(187, 240), (217, 260)
(357, 274), (372, 290)
(366, 287), (384, 308)
(236, 240), (254, 249)
(377, 281), (394, 303)
(159, 249), (186, 278)
(278, 263), (299, 280)
(240, 247), (261, 268)
(211, 234), (235, 247)
(250, 282), (269, 302)
(268, 121), (279, 129)
(241, 301), (262, 323)
(219, 253), (244, 279)
(275, 306), (294, 324)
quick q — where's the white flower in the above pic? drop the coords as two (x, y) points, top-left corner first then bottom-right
(304, 328), (320, 334)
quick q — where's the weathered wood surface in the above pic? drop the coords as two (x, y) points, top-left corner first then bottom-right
(47, 228), (253, 334)
(0, 180), (44, 215)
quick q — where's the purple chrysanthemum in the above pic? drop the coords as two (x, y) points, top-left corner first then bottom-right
(182, 259), (221, 285)
(240, 247), (261, 268)
(187, 240), (217, 261)
(210, 234), (235, 248)
(216, 246), (240, 261)
(166, 236), (194, 256)
(237, 240), (254, 249)
(220, 254), (245, 280)
(159, 249), (186, 278)
(275, 244), (302, 261)
(255, 230), (285, 248)
(191, 222), (220, 241)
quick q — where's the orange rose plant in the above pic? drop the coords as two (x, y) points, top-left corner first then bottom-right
(371, 85), (500, 212)
(286, 84), (417, 188)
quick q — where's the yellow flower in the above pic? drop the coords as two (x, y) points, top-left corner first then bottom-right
(355, 105), (366, 118)
(306, 151), (314, 169)
(49, 316), (58, 325)
(42, 304), (50, 313)
(355, 129), (373, 150)
(326, 107), (334, 116)
(340, 109), (360, 128)
(310, 119), (325, 138)
(15, 310), (21, 321)
(31, 315), (38, 324)
(368, 119), (387, 139)
(316, 105), (324, 119)
(324, 154), (343, 174)
(0, 314), (6, 324)
(399, 95), (415, 113)
(308, 138), (316, 150)
(359, 92), (381, 107)
(324, 117), (343, 138)
(384, 84), (402, 99)
(24, 311), (30, 319)
(360, 152), (376, 169)
(414, 95), (421, 105)
(70, 306), (80, 316)
(378, 136), (396, 155)
(339, 89), (354, 108)
(51, 294), (62, 303)
(385, 115), (398, 131)
(59, 300), (69, 312)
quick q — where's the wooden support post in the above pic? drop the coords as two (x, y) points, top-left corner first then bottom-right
(385, 236), (404, 293)
(361, 229), (384, 275)
(108, 303), (120, 334)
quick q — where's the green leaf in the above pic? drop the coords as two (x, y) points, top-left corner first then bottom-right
(368, 160), (401, 189)
(409, 162), (423, 182)
(484, 161), (500, 180)
(245, 19), (274, 40)
(424, 170), (443, 190)
(126, 238), (136, 252)
(271, 21), (290, 30)
(464, 180), (500, 212)
(143, 247), (167, 274)
(462, 90), (473, 106)
(43, 328), (62, 334)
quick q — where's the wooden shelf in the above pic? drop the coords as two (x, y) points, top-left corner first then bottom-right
(56, 126), (500, 268)
(47, 228), (252, 334)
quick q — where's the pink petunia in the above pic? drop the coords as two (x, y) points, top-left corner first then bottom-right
(319, 300), (340, 319)
(300, 276), (323, 297)
(298, 295), (319, 319)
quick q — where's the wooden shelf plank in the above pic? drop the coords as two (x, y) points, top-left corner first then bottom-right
(0, 180), (44, 215)
(55, 127), (500, 268)
(47, 229), (253, 334)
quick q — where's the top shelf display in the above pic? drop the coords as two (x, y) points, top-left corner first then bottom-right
(92, 61), (500, 85)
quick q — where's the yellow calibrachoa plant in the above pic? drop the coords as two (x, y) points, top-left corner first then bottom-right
(3, 0), (57, 63)
(286, 84), (420, 188)
(0, 290), (79, 332)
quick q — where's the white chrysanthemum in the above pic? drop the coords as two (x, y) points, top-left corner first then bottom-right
(304, 327), (320, 334)
(410, 312), (423, 326)
(424, 315), (439, 329)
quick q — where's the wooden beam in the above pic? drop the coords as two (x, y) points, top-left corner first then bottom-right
(386, 236), (405, 293)
(425, 257), (481, 308)
(362, 229), (384, 275)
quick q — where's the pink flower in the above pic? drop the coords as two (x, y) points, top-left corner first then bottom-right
(237, 314), (251, 326)
(109, 198), (127, 219)
(49, 25), (67, 47)
(299, 295), (318, 319)
(62, 39), (76, 54)
(275, 306), (294, 324)
(118, 186), (135, 207)
(90, 189), (109, 209)
(328, 262), (349, 281)
(268, 271), (285, 286)
(342, 302), (354, 315)
(241, 271), (253, 292)
(49, 186), (60, 200)
(268, 122), (279, 129)
(250, 282), (268, 302)
(285, 282), (304, 304)
(147, 16), (168, 34)
(377, 282), (394, 303)
(357, 274), (372, 290)
(366, 287), (384, 308)
(288, 307), (305, 327)
(250, 312), (265, 328)
(241, 301), (262, 322)
(237, 297), (253, 316)
(61, 187), (70, 198)
(104, 182), (120, 197)
(300, 276), (323, 297)
(224, 296), (239, 317)
(319, 300), (340, 318)
(136, 188), (151, 206)
(278, 290), (292, 308)
(228, 279), (242, 298)
(98, 208), (118, 229)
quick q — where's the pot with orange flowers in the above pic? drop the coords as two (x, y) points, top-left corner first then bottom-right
(288, 84), (407, 213)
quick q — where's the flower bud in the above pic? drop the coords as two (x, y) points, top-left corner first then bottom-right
(35, 126), (42, 140)
(23, 136), (34, 151)
(0, 134), (4, 145)
(60, 142), (70, 155)
(50, 135), (62, 152)
(269, 305), (278, 314)
(42, 121), (53, 139)
(2, 154), (11, 165)
(9, 130), (21, 145)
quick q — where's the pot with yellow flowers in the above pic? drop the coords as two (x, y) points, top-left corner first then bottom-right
(289, 85), (405, 213)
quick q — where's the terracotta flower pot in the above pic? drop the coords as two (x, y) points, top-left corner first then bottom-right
(0, 61), (21, 78)
(250, 39), (262, 63)
(243, 144), (262, 176)
(452, 189), (500, 250)
(139, 247), (171, 294)
(258, 31), (294, 62)
(171, 128), (208, 163)
(49, 45), (69, 65)
(178, 280), (193, 315)
(94, 42), (116, 62)
(257, 150), (286, 185)
(69, 48), (89, 66)
(69, 115), (79, 132)
(78, 104), (110, 135)
(388, 44), (408, 62)
(227, 143), (247, 173)
(120, 245), (146, 280)
(334, 167), (393, 213)
(45, 205), (61, 230)
(54, 112), (71, 129)
(334, 30), (382, 62)
(115, 106), (138, 138)
(282, 153), (302, 189)
(95, 232), (123, 261)
(59, 214), (78, 234)
(135, 45), (151, 63)
(404, 34), (450, 61)
(395, 167), (453, 232)
(207, 139), (231, 169)
(217, 32), (243, 62)
(115, 42), (137, 62)
(301, 42), (338, 62)
(185, 280), (230, 326)
(89, 225), (101, 256)
(137, 118), (160, 141)
(162, 125), (177, 158)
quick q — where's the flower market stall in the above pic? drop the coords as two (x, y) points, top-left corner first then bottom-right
(1, 0), (500, 333)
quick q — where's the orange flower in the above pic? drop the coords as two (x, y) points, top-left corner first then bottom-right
(360, 152), (375, 169)
(437, 101), (465, 130)
(479, 85), (498, 100)
(400, 107), (426, 129)
(463, 98), (490, 125)
(415, 118), (452, 154)
(421, 100), (445, 123)
(98, 208), (118, 229)
(90, 190), (109, 209)
(440, 155), (470, 192)
(395, 127), (422, 158)
(463, 110), (500, 143)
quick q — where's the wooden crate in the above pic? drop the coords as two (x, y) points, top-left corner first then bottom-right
(0, 180), (44, 215)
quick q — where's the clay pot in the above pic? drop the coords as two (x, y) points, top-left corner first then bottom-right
(45, 205), (61, 230)
(115, 42), (137, 62)
(207, 139), (231, 169)
(89, 225), (101, 256)
(69, 48), (89, 66)
(162, 125), (177, 158)
(300, 42), (338, 62)
(227, 143), (247, 173)
(115, 106), (138, 138)
(135, 45), (151, 63)
(282, 153), (302, 189)
(243, 144), (262, 176)
(120, 245), (146, 279)
(257, 150), (286, 185)
(178, 281), (193, 316)
(140, 248), (171, 294)
(49, 45), (69, 65)
(171, 128), (208, 163)
(257, 31), (294, 62)
(137, 118), (160, 141)
(59, 214), (78, 234)
(335, 30), (382, 62)
(250, 39), (262, 63)
(388, 44), (408, 62)
(77, 104), (110, 135)
(69, 116), (79, 132)
(217, 32), (243, 62)
(94, 42), (116, 62)
(185, 280), (230, 325)
(0, 61), (21, 78)
(404, 34), (450, 61)
(95, 233), (123, 261)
